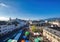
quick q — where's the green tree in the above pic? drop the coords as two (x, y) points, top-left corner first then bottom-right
(31, 25), (37, 32)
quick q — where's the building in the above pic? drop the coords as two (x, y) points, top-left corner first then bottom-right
(29, 20), (41, 26)
(0, 18), (26, 36)
(48, 20), (60, 27)
(0, 25), (15, 35)
(43, 27), (60, 42)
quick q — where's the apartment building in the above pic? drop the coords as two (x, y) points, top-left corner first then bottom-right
(48, 20), (60, 27)
(43, 27), (60, 42)
(0, 25), (15, 35)
(0, 18), (26, 36)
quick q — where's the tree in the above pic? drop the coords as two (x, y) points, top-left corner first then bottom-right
(31, 25), (37, 32)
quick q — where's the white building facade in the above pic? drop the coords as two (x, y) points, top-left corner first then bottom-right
(0, 19), (26, 36)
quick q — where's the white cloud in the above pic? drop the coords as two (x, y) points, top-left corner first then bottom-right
(0, 3), (8, 8)
(0, 17), (9, 21)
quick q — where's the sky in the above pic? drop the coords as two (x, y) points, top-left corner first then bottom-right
(0, 0), (60, 20)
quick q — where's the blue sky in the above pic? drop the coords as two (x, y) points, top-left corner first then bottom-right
(0, 0), (60, 20)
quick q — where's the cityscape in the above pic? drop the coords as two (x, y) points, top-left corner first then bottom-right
(0, 0), (60, 42)
(0, 18), (60, 42)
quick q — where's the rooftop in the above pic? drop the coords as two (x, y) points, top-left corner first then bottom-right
(44, 27), (60, 37)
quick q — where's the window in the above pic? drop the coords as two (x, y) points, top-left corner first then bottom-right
(53, 36), (55, 38)
(0, 30), (1, 32)
(50, 30), (52, 32)
(57, 39), (60, 41)
(54, 31), (56, 33)
(48, 33), (49, 35)
(50, 34), (52, 36)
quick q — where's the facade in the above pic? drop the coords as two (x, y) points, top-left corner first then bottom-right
(29, 20), (41, 27)
(43, 27), (60, 42)
(29, 20), (32, 24)
(0, 25), (15, 35)
(0, 18), (26, 36)
(49, 21), (60, 27)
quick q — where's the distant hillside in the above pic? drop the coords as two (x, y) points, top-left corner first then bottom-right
(45, 18), (60, 21)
